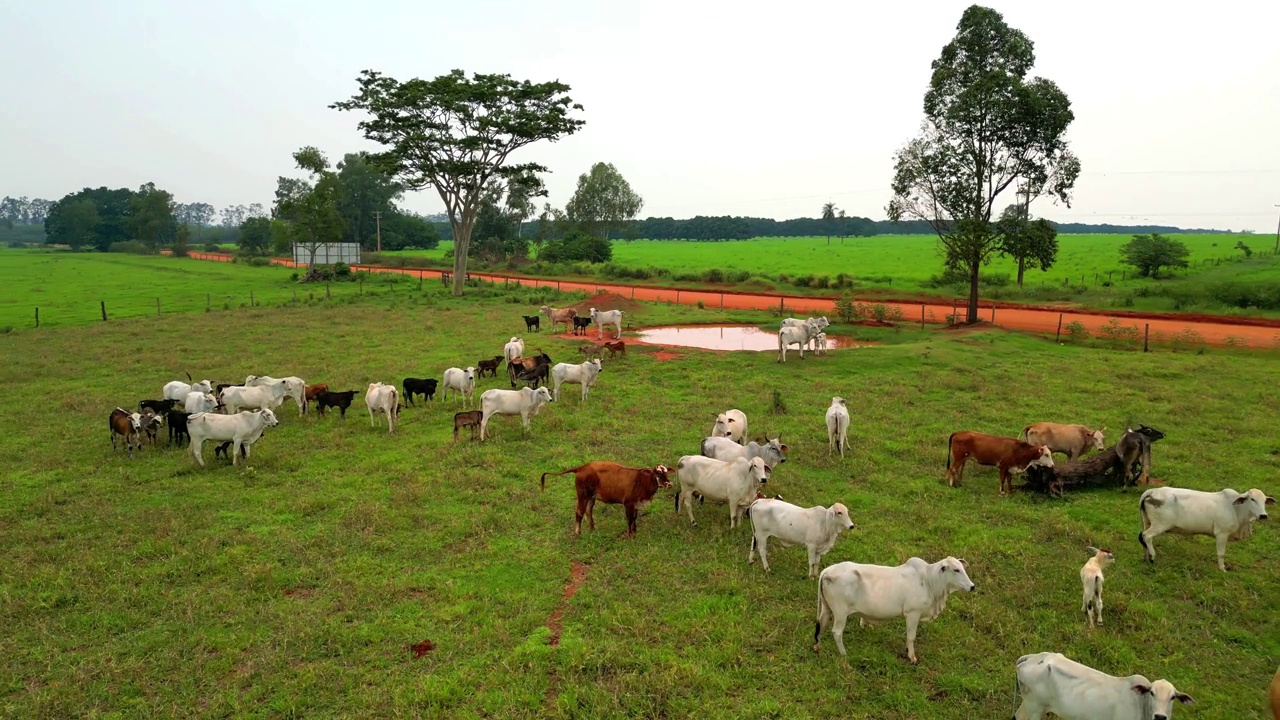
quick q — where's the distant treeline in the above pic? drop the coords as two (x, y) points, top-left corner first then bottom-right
(423, 215), (1234, 242)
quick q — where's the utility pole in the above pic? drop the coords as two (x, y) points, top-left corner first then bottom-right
(373, 210), (383, 253)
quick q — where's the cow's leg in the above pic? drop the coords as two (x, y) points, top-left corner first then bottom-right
(232, 439), (243, 466)
(1214, 532), (1229, 571)
(624, 503), (638, 538)
(1138, 445), (1152, 485)
(999, 468), (1010, 496)
(682, 489), (698, 527)
(586, 497), (597, 530)
(904, 612), (922, 664)
(112, 433), (118, 452)
(190, 439), (206, 468)
(573, 497), (586, 536)
(1013, 699), (1045, 720)
(807, 545), (820, 579)
(369, 407), (376, 427)
(756, 533), (772, 572)
(1138, 523), (1166, 563)
(830, 608), (849, 656)
(1094, 587), (1103, 625)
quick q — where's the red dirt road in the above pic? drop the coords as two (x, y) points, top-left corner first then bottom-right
(184, 252), (1280, 348)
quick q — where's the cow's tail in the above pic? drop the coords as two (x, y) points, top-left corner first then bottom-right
(813, 571), (833, 652)
(185, 371), (193, 383)
(1092, 575), (1101, 603)
(1139, 491), (1153, 532)
(836, 413), (850, 454)
(946, 433), (956, 470)
(1019, 425), (1031, 441)
(539, 466), (580, 490)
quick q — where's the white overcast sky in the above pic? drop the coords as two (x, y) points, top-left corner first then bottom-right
(3, 0), (1279, 231)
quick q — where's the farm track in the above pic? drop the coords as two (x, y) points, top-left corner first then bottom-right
(184, 252), (1280, 347)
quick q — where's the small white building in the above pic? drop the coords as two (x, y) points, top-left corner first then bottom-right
(293, 242), (360, 265)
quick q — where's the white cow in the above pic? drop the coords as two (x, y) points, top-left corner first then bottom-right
(748, 499), (855, 577)
(782, 316), (830, 350)
(711, 409), (748, 444)
(777, 321), (821, 362)
(590, 307), (624, 340)
(550, 359), (602, 402)
(187, 408), (279, 467)
(1080, 547), (1114, 628)
(479, 386), (553, 440)
(813, 556), (975, 664)
(219, 380), (289, 414)
(674, 455), (772, 528)
(701, 436), (787, 468)
(503, 337), (525, 364)
(365, 382), (399, 434)
(163, 377), (213, 402)
(441, 367), (477, 407)
(184, 391), (219, 414)
(1013, 652), (1194, 720)
(825, 397), (850, 457)
(246, 375), (306, 415)
(1139, 486), (1273, 571)
(813, 332), (829, 355)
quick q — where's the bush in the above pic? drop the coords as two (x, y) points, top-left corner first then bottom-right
(1171, 328), (1206, 353)
(204, 242), (221, 253)
(1097, 318), (1140, 345)
(1064, 321), (1089, 342)
(729, 270), (752, 283)
(333, 262), (352, 279)
(108, 241), (148, 254)
(834, 295), (856, 323)
(792, 275), (813, 288)
(701, 268), (725, 283)
(242, 256), (271, 267)
(812, 275), (830, 289)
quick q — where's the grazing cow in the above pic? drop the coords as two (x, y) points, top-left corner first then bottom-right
(813, 332), (829, 355)
(138, 398), (178, 415)
(540, 305), (577, 333)
(701, 436), (787, 468)
(572, 316), (593, 336)
(603, 340), (626, 359)
(1022, 422), (1106, 461)
(513, 364), (550, 389)
(551, 359), (603, 403)
(214, 383), (234, 397)
(1138, 486), (1273, 571)
(109, 408), (143, 458)
(476, 356), (504, 378)
(184, 391), (218, 414)
(139, 408), (164, 445)
(303, 383), (328, 413)
(747, 499), (854, 577)
(541, 461), (674, 537)
(167, 409), (191, 446)
(1012, 652), (1194, 720)
(365, 382), (400, 434)
(479, 386), (554, 440)
(1080, 546), (1114, 628)
(507, 351), (552, 388)
(315, 390), (359, 418)
(402, 378), (438, 406)
(452, 410), (483, 442)
(220, 380), (289, 414)
(826, 397), (850, 457)
(783, 316), (830, 350)
(814, 556), (975, 664)
(777, 320), (821, 362)
(711, 409), (748, 445)
(521, 314), (541, 332)
(441, 367), (478, 406)
(590, 307), (625, 340)
(1117, 425), (1166, 486)
(163, 374), (214, 402)
(674, 455), (772, 528)
(214, 441), (248, 461)
(503, 337), (525, 364)
(187, 408), (278, 467)
(578, 343), (606, 361)
(246, 375), (306, 415)
(945, 431), (1054, 495)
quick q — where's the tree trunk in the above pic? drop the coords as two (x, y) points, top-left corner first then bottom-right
(451, 220), (473, 297)
(1017, 257), (1026, 288)
(966, 260), (980, 323)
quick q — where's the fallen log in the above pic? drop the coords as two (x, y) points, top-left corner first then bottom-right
(1022, 447), (1128, 496)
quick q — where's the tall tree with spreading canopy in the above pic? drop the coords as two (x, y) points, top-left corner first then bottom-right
(130, 182), (177, 251)
(995, 201), (1058, 287)
(336, 152), (403, 249)
(332, 69), (585, 295)
(273, 146), (345, 270)
(45, 198), (100, 250)
(564, 162), (643, 242)
(886, 5), (1081, 323)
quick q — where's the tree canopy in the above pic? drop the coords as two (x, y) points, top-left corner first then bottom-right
(333, 69), (585, 295)
(1119, 233), (1190, 278)
(887, 4), (1080, 322)
(995, 202), (1058, 287)
(129, 182), (177, 251)
(564, 162), (643, 241)
(273, 146), (346, 268)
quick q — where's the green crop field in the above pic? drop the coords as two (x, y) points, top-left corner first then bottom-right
(1, 262), (1276, 717)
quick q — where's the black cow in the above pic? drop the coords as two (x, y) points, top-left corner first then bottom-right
(1117, 424), (1166, 486)
(167, 410), (191, 446)
(522, 315), (541, 332)
(572, 316), (592, 336)
(403, 378), (438, 406)
(215, 441), (249, 461)
(316, 390), (360, 418)
(139, 398), (178, 414)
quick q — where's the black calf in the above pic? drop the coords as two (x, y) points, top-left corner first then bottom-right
(402, 378), (438, 406)
(522, 315), (541, 332)
(316, 390), (360, 418)
(167, 410), (191, 446)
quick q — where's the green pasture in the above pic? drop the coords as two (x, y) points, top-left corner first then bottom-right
(0, 273), (1276, 717)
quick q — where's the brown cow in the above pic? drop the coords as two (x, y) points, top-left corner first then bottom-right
(476, 356), (503, 378)
(109, 407), (143, 458)
(453, 410), (483, 442)
(1021, 422), (1105, 461)
(946, 431), (1054, 495)
(539, 305), (577, 333)
(603, 340), (626, 359)
(1269, 666), (1279, 720)
(303, 383), (329, 413)
(541, 461), (673, 537)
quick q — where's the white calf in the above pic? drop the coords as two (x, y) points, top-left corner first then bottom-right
(711, 409), (748, 444)
(550, 359), (602, 402)
(184, 391), (219, 414)
(503, 337), (525, 364)
(701, 436), (787, 468)
(441, 367), (478, 407)
(1139, 486), (1273, 571)
(1013, 652), (1194, 720)
(777, 321), (819, 362)
(825, 397), (850, 457)
(187, 408), (278, 467)
(163, 378), (213, 402)
(365, 382), (399, 434)
(748, 499), (854, 577)
(246, 375), (306, 415)
(674, 455), (772, 528)
(479, 386), (553, 440)
(1080, 547), (1114, 628)
(814, 556), (975, 664)
(590, 307), (624, 340)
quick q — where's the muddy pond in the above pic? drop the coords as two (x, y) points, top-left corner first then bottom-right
(633, 325), (872, 351)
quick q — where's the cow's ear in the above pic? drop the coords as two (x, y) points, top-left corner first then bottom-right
(1266, 497), (1276, 505)
(1130, 684), (1151, 696)
(780, 445), (789, 452)
(1086, 546), (1100, 555)
(957, 558), (968, 568)
(1232, 496), (1249, 505)
(1175, 693), (1194, 705)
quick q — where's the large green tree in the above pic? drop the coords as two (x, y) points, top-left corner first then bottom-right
(45, 187), (135, 251)
(564, 162), (643, 241)
(887, 5), (1081, 323)
(45, 198), (100, 250)
(1119, 233), (1190, 278)
(273, 147), (346, 269)
(995, 202), (1058, 287)
(237, 216), (273, 256)
(336, 152), (403, 250)
(130, 182), (177, 251)
(332, 69), (585, 295)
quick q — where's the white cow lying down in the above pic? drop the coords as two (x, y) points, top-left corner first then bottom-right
(747, 499), (854, 577)
(1139, 486), (1273, 571)
(814, 556), (974, 664)
(1013, 652), (1193, 720)
(187, 408), (278, 467)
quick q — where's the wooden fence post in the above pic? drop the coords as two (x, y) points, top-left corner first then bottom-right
(920, 304), (925, 329)
(676, 290), (681, 304)
(779, 297), (784, 314)
(207, 294), (211, 311)
(721, 292), (725, 309)
(326, 284), (331, 299)
(293, 289), (297, 302)
(250, 290), (255, 306)
(34, 307), (39, 328)
(991, 305), (996, 323)
(1055, 313), (1063, 342)
(101, 301), (107, 322)
(1143, 323), (1150, 353)
(951, 299), (957, 323)
(156, 298), (161, 316)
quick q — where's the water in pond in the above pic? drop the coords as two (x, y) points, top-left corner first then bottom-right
(635, 325), (870, 351)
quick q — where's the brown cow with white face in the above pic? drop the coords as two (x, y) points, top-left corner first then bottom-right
(1022, 422), (1105, 461)
(946, 431), (1054, 495)
(541, 461), (672, 538)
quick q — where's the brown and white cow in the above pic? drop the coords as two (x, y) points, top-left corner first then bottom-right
(540, 461), (673, 538)
(1021, 422), (1105, 461)
(946, 431), (1054, 495)
(539, 305), (578, 333)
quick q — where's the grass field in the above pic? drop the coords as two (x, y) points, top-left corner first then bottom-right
(1, 266), (1277, 717)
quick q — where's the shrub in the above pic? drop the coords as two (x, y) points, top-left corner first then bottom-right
(204, 242), (221, 253)
(870, 303), (905, 323)
(701, 268), (725, 283)
(242, 256), (271, 267)
(1171, 328), (1205, 353)
(729, 270), (752, 283)
(812, 275), (830, 289)
(108, 241), (148, 254)
(1064, 321), (1089, 342)
(770, 389), (787, 415)
(792, 275), (813, 288)
(834, 295), (856, 324)
(333, 262), (352, 278)
(1097, 318), (1140, 345)
(696, 300), (705, 309)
